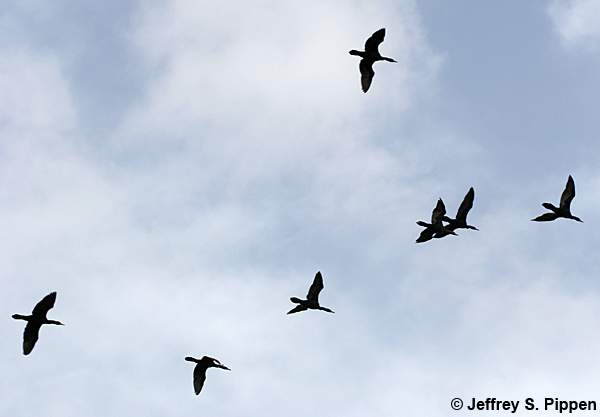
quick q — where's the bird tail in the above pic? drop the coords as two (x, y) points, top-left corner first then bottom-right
(290, 297), (303, 304)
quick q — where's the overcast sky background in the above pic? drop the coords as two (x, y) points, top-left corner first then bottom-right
(2, 1), (600, 416)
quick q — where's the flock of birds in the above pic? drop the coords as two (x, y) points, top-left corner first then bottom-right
(11, 272), (334, 395)
(11, 28), (585, 397)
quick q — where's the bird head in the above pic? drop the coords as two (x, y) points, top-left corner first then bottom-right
(210, 358), (230, 370)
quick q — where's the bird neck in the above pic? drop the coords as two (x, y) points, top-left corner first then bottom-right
(349, 50), (365, 58)
(12, 314), (30, 321)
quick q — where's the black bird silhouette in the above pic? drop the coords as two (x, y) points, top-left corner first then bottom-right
(532, 175), (583, 223)
(12, 292), (64, 355)
(185, 356), (230, 395)
(287, 271), (334, 314)
(349, 28), (397, 93)
(444, 187), (479, 231)
(416, 198), (458, 243)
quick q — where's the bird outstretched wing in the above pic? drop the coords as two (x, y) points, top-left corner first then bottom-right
(193, 365), (207, 395)
(359, 59), (374, 93)
(431, 199), (446, 224)
(364, 28), (386, 54)
(456, 187), (475, 222)
(31, 292), (57, 318)
(307, 271), (324, 302)
(559, 175), (576, 210)
(23, 321), (41, 355)
(532, 213), (559, 222)
(416, 228), (435, 243)
(287, 305), (308, 315)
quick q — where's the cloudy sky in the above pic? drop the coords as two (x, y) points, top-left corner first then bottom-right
(2, 1), (600, 415)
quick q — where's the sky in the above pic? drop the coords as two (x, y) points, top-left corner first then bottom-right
(2, 1), (600, 415)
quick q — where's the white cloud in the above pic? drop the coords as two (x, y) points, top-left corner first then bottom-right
(549, 0), (600, 50)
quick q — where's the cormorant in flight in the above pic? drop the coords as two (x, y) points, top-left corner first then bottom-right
(444, 187), (479, 232)
(532, 175), (583, 223)
(185, 356), (230, 395)
(349, 28), (397, 93)
(12, 292), (64, 355)
(416, 198), (458, 243)
(287, 271), (335, 314)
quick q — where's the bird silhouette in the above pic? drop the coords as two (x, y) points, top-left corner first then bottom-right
(12, 292), (64, 355)
(532, 175), (583, 223)
(349, 28), (397, 93)
(444, 187), (479, 232)
(287, 271), (335, 314)
(416, 198), (458, 243)
(185, 356), (230, 395)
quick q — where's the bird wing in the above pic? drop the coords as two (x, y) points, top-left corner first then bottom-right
(364, 28), (385, 54)
(416, 228), (435, 243)
(193, 365), (207, 395)
(31, 292), (56, 318)
(559, 175), (576, 209)
(23, 321), (41, 355)
(456, 187), (475, 222)
(287, 305), (308, 314)
(532, 213), (559, 222)
(431, 199), (446, 224)
(359, 59), (374, 93)
(307, 271), (324, 302)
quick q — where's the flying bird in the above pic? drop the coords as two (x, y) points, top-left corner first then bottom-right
(444, 187), (479, 232)
(12, 292), (64, 355)
(532, 175), (583, 223)
(416, 198), (458, 243)
(287, 271), (335, 314)
(185, 356), (230, 395)
(349, 28), (397, 93)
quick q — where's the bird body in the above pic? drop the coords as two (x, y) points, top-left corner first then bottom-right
(12, 292), (64, 355)
(416, 198), (458, 243)
(287, 271), (335, 314)
(349, 28), (396, 93)
(532, 175), (582, 223)
(185, 356), (230, 395)
(443, 187), (479, 231)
